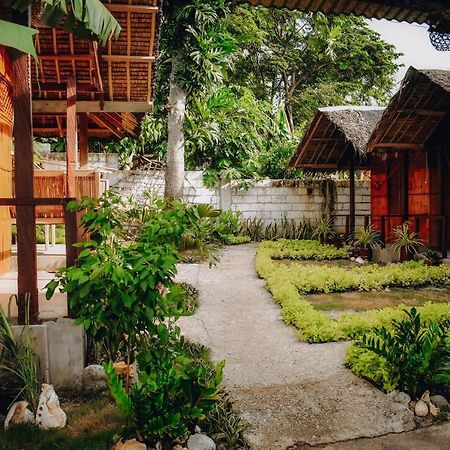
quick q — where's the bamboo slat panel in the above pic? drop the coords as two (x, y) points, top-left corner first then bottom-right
(0, 46), (13, 274)
(11, 170), (106, 219)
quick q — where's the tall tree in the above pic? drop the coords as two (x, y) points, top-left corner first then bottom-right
(228, 6), (400, 132)
(159, 0), (234, 199)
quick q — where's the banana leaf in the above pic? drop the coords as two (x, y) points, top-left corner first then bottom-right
(0, 19), (38, 57)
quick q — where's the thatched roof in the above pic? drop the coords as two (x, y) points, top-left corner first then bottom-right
(29, 0), (161, 139)
(239, 0), (450, 30)
(289, 106), (384, 170)
(367, 67), (450, 153)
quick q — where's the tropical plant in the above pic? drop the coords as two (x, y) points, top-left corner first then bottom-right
(391, 222), (424, 261)
(0, 296), (39, 412)
(422, 249), (443, 267)
(0, 0), (121, 57)
(214, 209), (241, 241)
(312, 217), (335, 244)
(354, 307), (450, 397)
(353, 225), (381, 250)
(104, 340), (225, 445)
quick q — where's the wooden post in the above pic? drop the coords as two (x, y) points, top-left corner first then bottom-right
(78, 113), (89, 169)
(349, 163), (356, 235)
(402, 152), (409, 223)
(11, 12), (39, 324)
(66, 76), (77, 197)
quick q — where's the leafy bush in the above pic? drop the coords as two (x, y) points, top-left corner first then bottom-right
(105, 336), (225, 445)
(348, 308), (450, 397)
(214, 210), (241, 241)
(256, 241), (450, 343)
(239, 218), (314, 242)
(224, 234), (251, 245)
(352, 225), (381, 250)
(312, 217), (335, 244)
(177, 282), (200, 316)
(270, 239), (349, 261)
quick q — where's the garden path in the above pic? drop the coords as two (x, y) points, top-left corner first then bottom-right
(177, 244), (420, 449)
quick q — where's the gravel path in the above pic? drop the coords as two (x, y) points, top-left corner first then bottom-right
(177, 244), (420, 449)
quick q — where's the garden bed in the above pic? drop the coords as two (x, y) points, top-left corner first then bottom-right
(256, 241), (450, 343)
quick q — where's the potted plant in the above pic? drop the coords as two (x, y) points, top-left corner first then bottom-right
(352, 225), (381, 261)
(423, 249), (443, 266)
(391, 222), (424, 262)
(312, 218), (335, 245)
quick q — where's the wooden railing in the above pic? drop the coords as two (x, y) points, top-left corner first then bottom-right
(11, 170), (108, 222)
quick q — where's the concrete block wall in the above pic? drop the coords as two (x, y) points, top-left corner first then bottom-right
(108, 170), (371, 231)
(41, 152), (120, 170)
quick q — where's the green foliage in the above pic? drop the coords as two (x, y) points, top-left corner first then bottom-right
(103, 362), (132, 416)
(256, 241), (450, 343)
(224, 235), (251, 245)
(0, 297), (39, 412)
(229, 6), (400, 132)
(312, 217), (335, 243)
(239, 218), (314, 242)
(214, 210), (242, 240)
(391, 222), (424, 258)
(177, 282), (200, 316)
(270, 239), (349, 261)
(351, 308), (450, 397)
(352, 225), (381, 250)
(46, 192), (197, 360)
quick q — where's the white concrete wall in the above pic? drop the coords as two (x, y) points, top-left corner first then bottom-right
(41, 152), (120, 170)
(109, 170), (370, 231)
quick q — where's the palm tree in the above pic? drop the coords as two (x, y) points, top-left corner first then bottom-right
(160, 0), (234, 199)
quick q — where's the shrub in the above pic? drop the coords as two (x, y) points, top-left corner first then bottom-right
(239, 218), (314, 242)
(224, 234), (251, 245)
(270, 239), (349, 261)
(214, 210), (241, 241)
(105, 337), (224, 445)
(256, 241), (450, 343)
(348, 308), (450, 397)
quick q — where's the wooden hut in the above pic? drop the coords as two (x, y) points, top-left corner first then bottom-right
(289, 106), (384, 234)
(0, 0), (161, 323)
(367, 67), (450, 255)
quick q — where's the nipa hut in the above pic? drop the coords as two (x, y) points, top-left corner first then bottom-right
(0, 0), (161, 323)
(367, 67), (450, 256)
(289, 106), (384, 234)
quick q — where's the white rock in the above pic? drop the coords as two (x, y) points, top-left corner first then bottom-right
(35, 384), (67, 430)
(430, 395), (450, 412)
(82, 364), (108, 392)
(115, 438), (147, 449)
(392, 391), (411, 406)
(4, 401), (35, 429)
(187, 433), (216, 450)
(355, 256), (366, 264)
(414, 400), (429, 417)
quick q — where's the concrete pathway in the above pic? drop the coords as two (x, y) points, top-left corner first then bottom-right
(176, 244), (446, 450)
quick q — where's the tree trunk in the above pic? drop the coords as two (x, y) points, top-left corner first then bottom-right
(165, 79), (187, 200)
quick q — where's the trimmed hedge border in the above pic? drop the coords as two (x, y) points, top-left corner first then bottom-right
(256, 241), (450, 343)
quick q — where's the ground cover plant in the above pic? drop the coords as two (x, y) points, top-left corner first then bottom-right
(256, 241), (450, 343)
(346, 308), (450, 397)
(270, 239), (349, 261)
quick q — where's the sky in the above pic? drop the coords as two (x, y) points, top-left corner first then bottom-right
(367, 19), (450, 90)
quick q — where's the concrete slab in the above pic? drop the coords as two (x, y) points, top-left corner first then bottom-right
(0, 271), (67, 322)
(176, 245), (421, 450)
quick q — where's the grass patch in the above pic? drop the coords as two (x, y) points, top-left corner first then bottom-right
(256, 241), (450, 342)
(309, 287), (450, 311)
(270, 239), (349, 261)
(0, 397), (124, 450)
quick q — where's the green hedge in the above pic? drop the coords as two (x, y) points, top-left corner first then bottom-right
(270, 239), (349, 261)
(256, 241), (450, 343)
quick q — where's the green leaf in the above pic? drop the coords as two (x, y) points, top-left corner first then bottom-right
(0, 20), (38, 58)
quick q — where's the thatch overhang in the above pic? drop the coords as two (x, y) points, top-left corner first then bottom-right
(289, 106), (384, 171)
(238, 0), (450, 29)
(367, 67), (450, 153)
(30, 0), (161, 139)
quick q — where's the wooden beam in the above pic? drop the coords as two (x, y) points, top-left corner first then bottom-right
(89, 113), (124, 139)
(32, 82), (98, 93)
(33, 100), (151, 113)
(292, 115), (323, 167)
(78, 113), (89, 169)
(373, 143), (425, 150)
(101, 55), (156, 63)
(104, 4), (158, 13)
(310, 137), (345, 142)
(66, 76), (77, 197)
(11, 16), (39, 324)
(390, 109), (447, 117)
(349, 163), (356, 235)
(33, 127), (116, 136)
(38, 54), (93, 61)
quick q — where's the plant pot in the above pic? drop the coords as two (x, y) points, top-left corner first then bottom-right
(359, 247), (372, 261)
(319, 236), (326, 245)
(399, 247), (412, 262)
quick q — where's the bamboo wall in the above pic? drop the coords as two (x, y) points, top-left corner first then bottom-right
(0, 46), (13, 274)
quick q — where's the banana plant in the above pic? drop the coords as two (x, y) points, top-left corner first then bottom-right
(0, 0), (121, 57)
